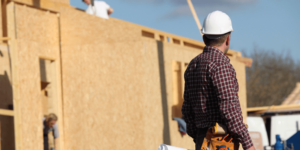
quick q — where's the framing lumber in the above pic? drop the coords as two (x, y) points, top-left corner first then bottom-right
(0, 37), (11, 41)
(237, 56), (252, 67)
(247, 104), (300, 114)
(187, 0), (203, 36)
(7, 2), (22, 150)
(0, 109), (14, 116)
(0, 0), (2, 38)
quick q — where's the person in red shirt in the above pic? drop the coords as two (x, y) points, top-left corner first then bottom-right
(182, 10), (255, 150)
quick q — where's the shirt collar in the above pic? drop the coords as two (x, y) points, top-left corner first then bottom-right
(203, 46), (230, 61)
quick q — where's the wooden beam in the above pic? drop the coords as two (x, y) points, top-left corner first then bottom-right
(247, 104), (300, 113)
(237, 56), (253, 67)
(7, 2), (22, 150)
(0, 109), (14, 116)
(0, 37), (11, 41)
(187, 0), (203, 36)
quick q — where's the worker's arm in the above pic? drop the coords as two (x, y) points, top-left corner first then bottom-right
(53, 123), (60, 150)
(54, 137), (59, 150)
(108, 7), (113, 15)
(211, 63), (254, 150)
(182, 66), (197, 141)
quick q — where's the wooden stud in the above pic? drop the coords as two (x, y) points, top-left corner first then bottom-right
(237, 56), (252, 67)
(0, 37), (10, 41)
(180, 62), (185, 98)
(7, 2), (22, 150)
(154, 33), (160, 41)
(187, 0), (203, 36)
(0, 109), (14, 116)
(247, 104), (300, 113)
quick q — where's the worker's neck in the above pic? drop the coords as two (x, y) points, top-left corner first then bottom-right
(211, 45), (226, 54)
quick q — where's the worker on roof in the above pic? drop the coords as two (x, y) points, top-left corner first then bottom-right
(43, 113), (59, 150)
(83, 0), (113, 19)
(182, 10), (255, 150)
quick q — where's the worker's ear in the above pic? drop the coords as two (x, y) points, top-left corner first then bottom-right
(226, 34), (231, 46)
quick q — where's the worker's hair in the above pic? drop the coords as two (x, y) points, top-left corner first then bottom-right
(46, 113), (58, 122)
(203, 32), (231, 47)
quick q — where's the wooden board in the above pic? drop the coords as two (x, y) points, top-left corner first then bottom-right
(7, 3), (63, 150)
(0, 109), (14, 116)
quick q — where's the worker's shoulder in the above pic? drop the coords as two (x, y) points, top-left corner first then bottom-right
(191, 52), (227, 66)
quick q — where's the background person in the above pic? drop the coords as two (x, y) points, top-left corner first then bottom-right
(43, 113), (59, 150)
(83, 0), (113, 19)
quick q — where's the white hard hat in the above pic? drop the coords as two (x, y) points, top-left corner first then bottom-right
(201, 10), (234, 35)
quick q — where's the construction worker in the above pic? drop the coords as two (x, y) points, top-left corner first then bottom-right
(83, 0), (113, 19)
(182, 11), (255, 150)
(43, 113), (59, 150)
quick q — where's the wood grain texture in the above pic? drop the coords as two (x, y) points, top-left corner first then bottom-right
(0, 109), (14, 116)
(9, 4), (62, 150)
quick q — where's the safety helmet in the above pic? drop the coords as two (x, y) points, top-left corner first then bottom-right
(201, 10), (233, 35)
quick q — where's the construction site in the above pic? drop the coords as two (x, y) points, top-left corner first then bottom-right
(0, 0), (299, 150)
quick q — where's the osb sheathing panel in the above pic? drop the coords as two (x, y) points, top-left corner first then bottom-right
(61, 41), (200, 149)
(15, 5), (59, 47)
(62, 42), (154, 150)
(144, 39), (199, 149)
(14, 5), (60, 150)
(229, 58), (247, 123)
(59, 7), (141, 46)
(13, 0), (70, 9)
(60, 12), (155, 150)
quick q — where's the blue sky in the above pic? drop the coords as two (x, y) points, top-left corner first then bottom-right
(70, 0), (300, 61)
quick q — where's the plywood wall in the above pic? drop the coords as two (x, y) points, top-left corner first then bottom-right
(7, 3), (63, 150)
(230, 56), (248, 123)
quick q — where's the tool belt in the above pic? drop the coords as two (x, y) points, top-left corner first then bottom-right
(201, 123), (239, 150)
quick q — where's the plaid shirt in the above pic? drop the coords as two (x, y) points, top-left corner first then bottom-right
(182, 46), (253, 149)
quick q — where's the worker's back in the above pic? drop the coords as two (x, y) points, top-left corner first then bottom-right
(184, 47), (237, 128)
(86, 1), (110, 19)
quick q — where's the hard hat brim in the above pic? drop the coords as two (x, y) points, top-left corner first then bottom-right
(203, 31), (233, 39)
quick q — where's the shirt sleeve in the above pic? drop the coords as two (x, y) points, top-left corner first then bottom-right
(86, 5), (93, 15)
(182, 69), (197, 140)
(211, 63), (253, 149)
(53, 123), (60, 139)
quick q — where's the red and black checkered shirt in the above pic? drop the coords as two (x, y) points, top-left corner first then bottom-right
(182, 46), (253, 149)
